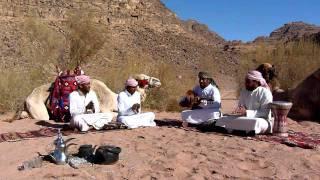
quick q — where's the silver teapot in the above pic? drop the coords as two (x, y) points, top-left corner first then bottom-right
(49, 129), (76, 165)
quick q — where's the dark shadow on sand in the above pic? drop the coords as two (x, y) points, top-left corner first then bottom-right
(154, 119), (183, 128)
(35, 120), (71, 130)
(154, 119), (255, 136)
(35, 120), (128, 135)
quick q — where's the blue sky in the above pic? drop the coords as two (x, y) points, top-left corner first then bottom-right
(161, 0), (320, 42)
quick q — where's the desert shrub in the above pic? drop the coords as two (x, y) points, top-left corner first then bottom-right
(67, 12), (108, 69)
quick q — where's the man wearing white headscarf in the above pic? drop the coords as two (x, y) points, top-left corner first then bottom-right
(117, 78), (156, 129)
(180, 72), (221, 128)
(215, 70), (273, 134)
(69, 75), (113, 131)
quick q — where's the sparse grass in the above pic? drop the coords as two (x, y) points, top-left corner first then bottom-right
(0, 19), (62, 111)
(22, 18), (65, 70)
(1, 13), (223, 113)
(143, 62), (191, 112)
(95, 51), (196, 112)
(0, 12), (107, 111)
(240, 40), (320, 89)
(0, 69), (48, 111)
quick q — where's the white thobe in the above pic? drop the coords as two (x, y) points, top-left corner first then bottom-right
(181, 84), (222, 124)
(117, 90), (156, 129)
(69, 90), (113, 131)
(216, 87), (273, 134)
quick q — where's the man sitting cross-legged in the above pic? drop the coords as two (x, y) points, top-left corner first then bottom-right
(215, 70), (273, 134)
(180, 71), (222, 129)
(69, 75), (113, 132)
(117, 78), (156, 129)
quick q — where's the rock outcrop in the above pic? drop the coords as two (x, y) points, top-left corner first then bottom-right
(253, 21), (320, 43)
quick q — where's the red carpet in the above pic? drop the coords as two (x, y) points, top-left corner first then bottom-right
(255, 130), (320, 149)
(0, 123), (127, 143)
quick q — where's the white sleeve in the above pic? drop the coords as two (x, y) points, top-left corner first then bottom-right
(69, 93), (82, 116)
(255, 89), (273, 118)
(207, 86), (221, 108)
(213, 86), (221, 103)
(117, 93), (134, 116)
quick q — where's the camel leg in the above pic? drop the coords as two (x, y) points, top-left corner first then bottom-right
(25, 84), (51, 120)
(26, 98), (50, 120)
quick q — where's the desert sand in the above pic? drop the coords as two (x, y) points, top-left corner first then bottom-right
(0, 100), (320, 180)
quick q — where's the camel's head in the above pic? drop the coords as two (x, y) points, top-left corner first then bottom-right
(132, 74), (161, 89)
(256, 63), (277, 83)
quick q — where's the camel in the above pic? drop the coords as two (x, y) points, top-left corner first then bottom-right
(256, 63), (283, 93)
(274, 68), (320, 121)
(19, 74), (161, 120)
(257, 63), (320, 120)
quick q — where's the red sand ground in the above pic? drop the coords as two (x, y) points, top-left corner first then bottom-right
(0, 100), (320, 179)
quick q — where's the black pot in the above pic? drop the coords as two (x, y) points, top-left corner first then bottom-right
(78, 144), (95, 161)
(94, 145), (121, 165)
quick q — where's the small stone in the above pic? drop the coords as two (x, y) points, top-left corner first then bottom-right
(18, 156), (43, 171)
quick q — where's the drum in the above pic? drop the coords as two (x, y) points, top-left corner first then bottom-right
(270, 101), (293, 137)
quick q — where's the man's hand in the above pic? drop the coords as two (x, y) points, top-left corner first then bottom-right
(193, 96), (201, 105)
(232, 105), (246, 116)
(131, 103), (140, 113)
(86, 101), (95, 113)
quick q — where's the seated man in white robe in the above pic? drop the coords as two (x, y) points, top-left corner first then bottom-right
(117, 78), (156, 129)
(69, 75), (113, 132)
(215, 70), (273, 134)
(180, 72), (221, 128)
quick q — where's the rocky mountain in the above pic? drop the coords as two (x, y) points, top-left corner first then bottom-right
(253, 21), (320, 43)
(1, 1), (318, 84)
(0, 0), (239, 79)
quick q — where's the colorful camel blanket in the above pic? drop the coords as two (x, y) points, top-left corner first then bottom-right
(254, 130), (320, 149)
(49, 75), (78, 122)
(0, 123), (127, 143)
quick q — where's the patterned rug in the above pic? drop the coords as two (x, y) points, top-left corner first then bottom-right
(2, 121), (320, 150)
(254, 130), (320, 149)
(0, 123), (127, 143)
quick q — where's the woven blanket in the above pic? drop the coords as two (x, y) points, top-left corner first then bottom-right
(49, 75), (77, 122)
(254, 130), (320, 149)
(0, 123), (127, 143)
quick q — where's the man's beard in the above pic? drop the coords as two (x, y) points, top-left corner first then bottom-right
(200, 84), (208, 89)
(246, 86), (256, 91)
(80, 88), (90, 94)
